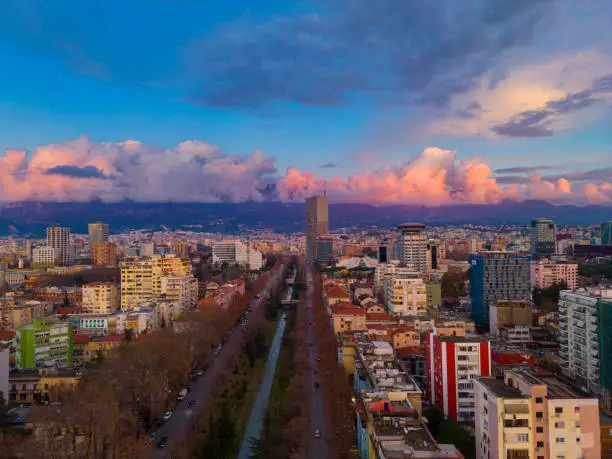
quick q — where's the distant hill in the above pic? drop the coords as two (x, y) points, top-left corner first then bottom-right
(0, 200), (610, 236)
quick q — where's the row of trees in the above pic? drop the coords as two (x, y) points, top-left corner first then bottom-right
(0, 259), (285, 459)
(253, 260), (312, 458)
(310, 266), (357, 458)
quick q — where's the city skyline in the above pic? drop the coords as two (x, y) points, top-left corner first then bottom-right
(0, 1), (611, 205)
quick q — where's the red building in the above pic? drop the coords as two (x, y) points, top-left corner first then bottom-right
(426, 333), (491, 423)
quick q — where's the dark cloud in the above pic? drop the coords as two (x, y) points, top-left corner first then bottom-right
(543, 167), (612, 182)
(492, 73), (612, 137)
(188, 0), (555, 108)
(45, 165), (110, 179)
(495, 165), (556, 174)
(319, 163), (337, 169)
(494, 175), (533, 184)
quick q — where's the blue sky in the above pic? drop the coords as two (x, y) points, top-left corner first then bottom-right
(0, 0), (611, 204)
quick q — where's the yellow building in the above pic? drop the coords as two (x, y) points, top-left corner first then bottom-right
(151, 254), (191, 294)
(120, 260), (154, 310)
(384, 273), (427, 316)
(82, 282), (119, 314)
(332, 307), (366, 334)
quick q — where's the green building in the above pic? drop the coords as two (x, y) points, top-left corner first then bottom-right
(16, 317), (73, 369)
(426, 281), (441, 307)
(602, 221), (612, 246)
(599, 299), (612, 410)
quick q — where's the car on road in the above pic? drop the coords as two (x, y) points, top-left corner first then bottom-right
(162, 411), (172, 421)
(316, 356), (321, 362)
(313, 429), (321, 438)
(177, 388), (188, 401)
(157, 436), (169, 448)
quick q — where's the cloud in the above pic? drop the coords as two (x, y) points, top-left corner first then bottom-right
(495, 165), (556, 174)
(318, 163), (337, 169)
(1, 138), (610, 205)
(187, 0), (555, 108)
(429, 51), (612, 138)
(45, 164), (110, 179)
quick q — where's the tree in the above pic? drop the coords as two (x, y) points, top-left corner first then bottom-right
(124, 327), (133, 342)
(161, 316), (167, 328)
(533, 281), (567, 310)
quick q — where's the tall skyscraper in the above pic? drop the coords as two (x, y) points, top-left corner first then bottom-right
(46, 226), (72, 266)
(305, 194), (329, 263)
(88, 222), (109, 245)
(469, 251), (531, 328)
(530, 218), (556, 256)
(602, 221), (612, 245)
(396, 223), (428, 275)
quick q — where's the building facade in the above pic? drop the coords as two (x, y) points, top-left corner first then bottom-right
(475, 369), (601, 459)
(32, 246), (58, 268)
(16, 318), (73, 369)
(315, 236), (334, 266)
(92, 242), (117, 265)
(426, 333), (491, 423)
(396, 223), (428, 276)
(160, 276), (198, 311)
(530, 218), (556, 257)
(489, 300), (532, 336)
(305, 195), (329, 263)
(46, 226), (72, 266)
(120, 260), (154, 310)
(383, 272), (427, 316)
(559, 289), (612, 409)
(88, 222), (109, 245)
(601, 221), (612, 246)
(82, 282), (119, 314)
(530, 260), (578, 290)
(469, 251), (531, 328)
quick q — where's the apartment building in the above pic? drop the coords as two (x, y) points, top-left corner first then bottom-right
(46, 226), (72, 266)
(32, 246), (58, 269)
(475, 369), (601, 459)
(489, 300), (532, 336)
(92, 242), (117, 265)
(16, 317), (73, 369)
(469, 251), (531, 328)
(530, 218), (556, 257)
(332, 307), (366, 334)
(383, 271), (427, 316)
(396, 223), (428, 276)
(88, 222), (109, 245)
(82, 282), (119, 314)
(160, 275), (198, 311)
(426, 333), (491, 423)
(530, 260), (578, 290)
(212, 241), (263, 270)
(558, 288), (612, 410)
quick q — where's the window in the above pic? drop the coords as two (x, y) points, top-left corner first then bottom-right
(536, 427), (544, 433)
(576, 437), (580, 443)
(575, 421), (580, 428)
(555, 407), (563, 414)
(555, 437), (565, 443)
(554, 422), (565, 428)
(535, 397), (543, 403)
(537, 441), (544, 448)
(517, 434), (529, 443)
(536, 411), (543, 418)
(537, 456), (544, 459)
(574, 406), (580, 413)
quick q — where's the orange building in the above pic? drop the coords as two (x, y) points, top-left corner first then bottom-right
(92, 242), (118, 265)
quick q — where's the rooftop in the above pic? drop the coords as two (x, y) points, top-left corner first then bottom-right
(478, 377), (525, 399)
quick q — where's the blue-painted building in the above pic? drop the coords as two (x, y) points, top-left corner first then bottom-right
(469, 251), (531, 329)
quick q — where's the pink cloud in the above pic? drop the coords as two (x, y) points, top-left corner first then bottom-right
(0, 138), (610, 205)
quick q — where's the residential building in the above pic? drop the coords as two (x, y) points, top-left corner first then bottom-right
(383, 271), (427, 316)
(475, 368), (601, 459)
(332, 307), (366, 334)
(92, 242), (117, 265)
(426, 333), (491, 423)
(315, 236), (334, 266)
(46, 226), (72, 266)
(530, 260), (578, 290)
(32, 246), (58, 269)
(8, 368), (81, 405)
(601, 221), (612, 246)
(88, 222), (109, 245)
(151, 254), (191, 294)
(489, 300), (532, 336)
(16, 317), (73, 369)
(305, 194), (329, 263)
(469, 251), (531, 328)
(82, 282), (119, 314)
(426, 281), (442, 307)
(396, 223), (428, 276)
(160, 276), (198, 311)
(530, 218), (556, 257)
(558, 288), (612, 409)
(120, 259), (154, 310)
(140, 241), (155, 257)
(212, 241), (263, 270)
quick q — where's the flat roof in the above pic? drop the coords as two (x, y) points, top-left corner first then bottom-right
(479, 377), (525, 399)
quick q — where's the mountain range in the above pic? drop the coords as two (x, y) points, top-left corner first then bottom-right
(0, 200), (610, 236)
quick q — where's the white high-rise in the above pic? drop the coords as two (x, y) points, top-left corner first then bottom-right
(213, 240), (263, 270)
(396, 223), (428, 275)
(46, 226), (72, 266)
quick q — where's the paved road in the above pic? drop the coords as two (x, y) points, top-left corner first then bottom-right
(305, 265), (331, 459)
(151, 270), (282, 458)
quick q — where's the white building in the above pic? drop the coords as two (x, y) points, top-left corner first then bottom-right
(160, 276), (198, 311)
(32, 246), (59, 268)
(140, 241), (155, 257)
(396, 223), (428, 276)
(213, 240), (263, 270)
(46, 226), (72, 266)
(82, 282), (120, 314)
(383, 272), (427, 316)
(559, 288), (612, 401)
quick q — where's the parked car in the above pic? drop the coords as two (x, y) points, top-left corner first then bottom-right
(177, 388), (188, 401)
(313, 429), (321, 438)
(162, 411), (172, 421)
(157, 436), (169, 448)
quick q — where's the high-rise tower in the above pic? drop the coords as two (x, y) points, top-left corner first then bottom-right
(305, 195), (329, 263)
(88, 222), (109, 245)
(46, 226), (72, 266)
(396, 223), (428, 275)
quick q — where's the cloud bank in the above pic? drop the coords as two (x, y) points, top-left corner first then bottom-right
(1, 137), (610, 205)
